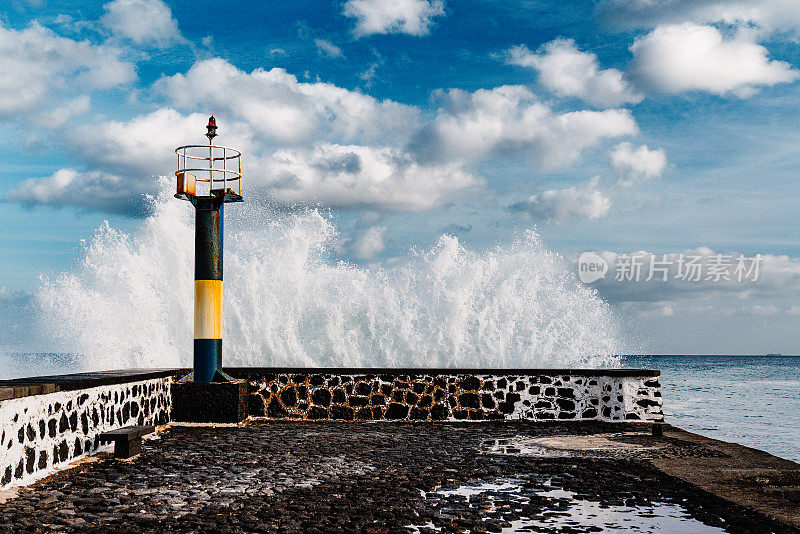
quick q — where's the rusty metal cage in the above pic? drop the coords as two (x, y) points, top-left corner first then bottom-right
(175, 144), (243, 202)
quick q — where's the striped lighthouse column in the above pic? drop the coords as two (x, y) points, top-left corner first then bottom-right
(193, 197), (224, 383)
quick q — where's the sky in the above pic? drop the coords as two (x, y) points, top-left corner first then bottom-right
(2, 0), (800, 354)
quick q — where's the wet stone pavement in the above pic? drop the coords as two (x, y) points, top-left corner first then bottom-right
(0, 421), (795, 533)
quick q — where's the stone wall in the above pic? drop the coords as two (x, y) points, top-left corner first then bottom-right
(0, 367), (663, 489)
(231, 369), (663, 423)
(0, 377), (171, 489)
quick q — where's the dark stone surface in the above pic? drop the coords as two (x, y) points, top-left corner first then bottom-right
(311, 389), (331, 407)
(385, 403), (409, 420)
(458, 392), (480, 409)
(171, 381), (247, 423)
(556, 398), (576, 411)
(0, 422), (795, 533)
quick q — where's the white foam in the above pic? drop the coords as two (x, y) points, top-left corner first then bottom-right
(27, 178), (620, 372)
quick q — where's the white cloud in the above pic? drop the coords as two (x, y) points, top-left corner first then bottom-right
(506, 40), (642, 107)
(261, 144), (481, 211)
(315, 38), (344, 58)
(11, 54), (644, 217)
(343, 0), (445, 37)
(69, 108), (252, 177)
(629, 23), (799, 97)
(0, 22), (136, 117)
(656, 303), (674, 316)
(415, 85), (638, 168)
(597, 0), (800, 36)
(352, 225), (387, 259)
(30, 56), (483, 214)
(610, 142), (667, 186)
(634, 302), (675, 317)
(54, 74), (639, 216)
(507, 142), (665, 223)
(158, 58), (419, 146)
(52, 14), (99, 34)
(510, 176), (611, 223)
(101, 0), (183, 48)
(9, 168), (148, 216)
(34, 96), (91, 128)
(751, 304), (779, 316)
(62, 79), (639, 215)
(22, 104), (463, 213)
(695, 1), (800, 34)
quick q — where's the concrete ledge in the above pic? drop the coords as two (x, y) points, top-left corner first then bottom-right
(650, 424), (800, 528)
(0, 370), (185, 402)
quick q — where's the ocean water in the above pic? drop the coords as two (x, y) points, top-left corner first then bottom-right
(624, 355), (800, 463)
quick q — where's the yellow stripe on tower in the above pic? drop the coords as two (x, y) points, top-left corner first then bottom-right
(194, 280), (222, 339)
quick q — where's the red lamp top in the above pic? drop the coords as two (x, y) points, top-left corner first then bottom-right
(206, 115), (218, 141)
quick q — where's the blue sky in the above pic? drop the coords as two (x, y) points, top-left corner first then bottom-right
(3, 0), (800, 354)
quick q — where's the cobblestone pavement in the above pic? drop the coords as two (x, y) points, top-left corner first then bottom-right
(0, 421), (795, 533)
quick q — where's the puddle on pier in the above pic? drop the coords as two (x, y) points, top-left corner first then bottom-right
(408, 476), (727, 533)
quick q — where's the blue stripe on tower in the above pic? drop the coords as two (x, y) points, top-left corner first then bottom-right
(194, 339), (222, 383)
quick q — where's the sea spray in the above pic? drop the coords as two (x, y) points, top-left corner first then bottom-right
(31, 179), (620, 372)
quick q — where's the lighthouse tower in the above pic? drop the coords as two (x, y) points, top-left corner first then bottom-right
(175, 116), (243, 383)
